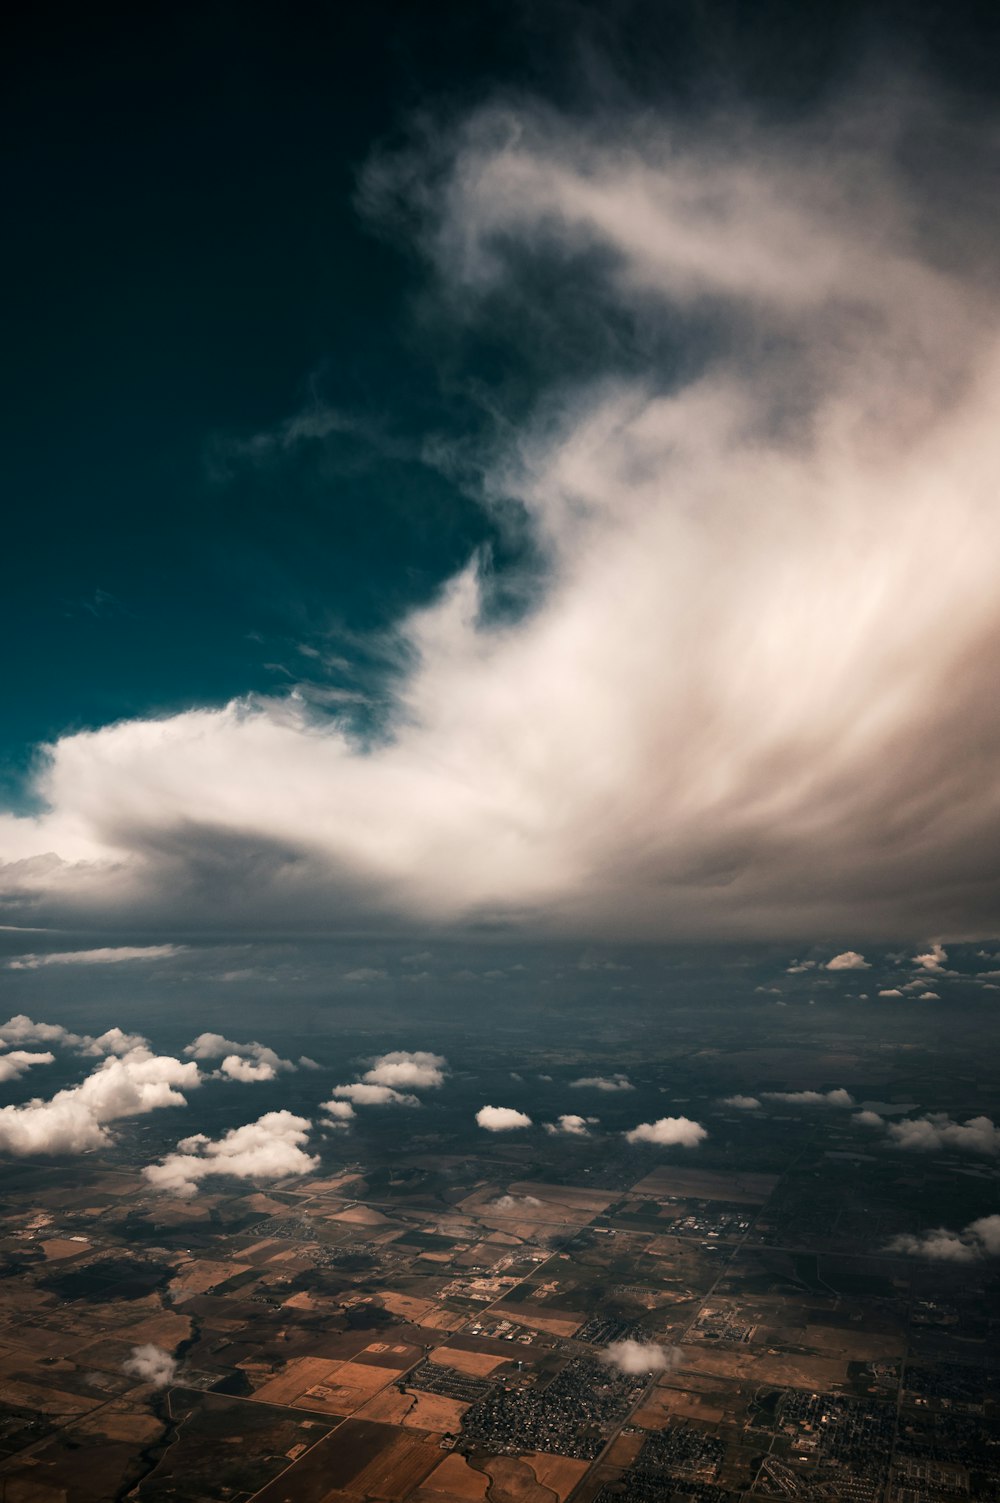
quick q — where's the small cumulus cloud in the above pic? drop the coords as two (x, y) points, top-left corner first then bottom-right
(826, 952), (869, 971)
(123, 1344), (177, 1388)
(878, 989), (904, 998)
(599, 1340), (681, 1374)
(625, 1116), (707, 1147)
(762, 1089), (855, 1108)
(362, 1050), (447, 1089)
(886, 1113), (1000, 1155)
(0, 1050), (55, 1083)
(720, 1095), (761, 1110)
(544, 1114), (596, 1135)
(329, 1082), (420, 1107)
(143, 1111), (317, 1197)
(570, 1073), (633, 1092)
(476, 1105), (532, 1131)
(184, 1032), (294, 1079)
(321, 1100), (356, 1128)
(913, 942), (947, 971)
(887, 1214), (1000, 1262)
(852, 1110), (885, 1127)
(494, 1193), (542, 1210)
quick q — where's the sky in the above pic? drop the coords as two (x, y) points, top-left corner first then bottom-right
(4, 0), (1000, 955)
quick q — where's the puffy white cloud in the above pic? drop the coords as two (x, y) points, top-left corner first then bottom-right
(599, 1340), (681, 1375)
(184, 1032), (294, 1078)
(762, 1089), (855, 1108)
(544, 1114), (595, 1135)
(362, 1050), (447, 1089)
(321, 1099), (355, 1127)
(878, 989), (904, 998)
(0, 1048), (200, 1156)
(494, 1193), (542, 1209)
(826, 952), (869, 972)
(886, 1113), (1000, 1155)
(720, 1095), (761, 1110)
(913, 942), (947, 971)
(887, 1214), (1000, 1261)
(476, 1105), (532, 1131)
(123, 1344), (177, 1388)
(328, 1082), (420, 1106)
(852, 1110), (885, 1127)
(570, 1074), (633, 1092)
(82, 1027), (150, 1057)
(6, 946), (183, 970)
(143, 1111), (317, 1197)
(0, 1050), (55, 1083)
(0, 1015), (82, 1049)
(625, 1116), (707, 1147)
(5, 93), (1000, 945)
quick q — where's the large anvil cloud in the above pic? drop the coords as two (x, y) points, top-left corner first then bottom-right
(3, 91), (1000, 940)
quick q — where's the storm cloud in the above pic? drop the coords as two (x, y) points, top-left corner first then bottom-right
(3, 86), (1000, 942)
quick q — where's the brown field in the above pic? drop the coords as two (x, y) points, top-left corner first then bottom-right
(356, 1387), (470, 1431)
(252, 1357), (345, 1406)
(169, 1259), (251, 1297)
(348, 1425), (444, 1498)
(39, 1238), (92, 1262)
(490, 1303), (583, 1337)
(427, 1347), (506, 1376)
(423, 1453), (492, 1500)
(0, 1378), (99, 1417)
(71, 1401), (164, 1444)
(508, 1184), (614, 1217)
(676, 1346), (848, 1390)
(330, 1205), (397, 1226)
(378, 1292), (466, 1329)
(631, 1167), (778, 1204)
(294, 1359), (402, 1415)
(527, 1454), (590, 1500)
(634, 1385), (724, 1428)
(605, 1433), (646, 1468)
(802, 1324), (905, 1360)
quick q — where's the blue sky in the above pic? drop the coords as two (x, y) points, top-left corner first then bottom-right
(4, 1), (1000, 949)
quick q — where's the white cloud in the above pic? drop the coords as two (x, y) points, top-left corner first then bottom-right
(341, 968), (388, 983)
(886, 1113), (1000, 1155)
(0, 1048), (200, 1156)
(143, 1111), (318, 1197)
(917, 990), (940, 1001)
(569, 1073), (633, 1092)
(6, 946), (183, 969)
(82, 1027), (150, 1057)
(329, 1082), (420, 1106)
(625, 1116), (707, 1147)
(878, 989), (904, 998)
(852, 1110), (885, 1127)
(913, 942), (947, 971)
(321, 1099), (355, 1127)
(184, 1032), (294, 1078)
(762, 1089), (855, 1108)
(599, 1340), (681, 1375)
(887, 1214), (1000, 1261)
(543, 1114), (595, 1135)
(362, 1050), (447, 1089)
(826, 952), (869, 972)
(494, 1193), (542, 1209)
(123, 1343), (177, 1388)
(476, 1105), (532, 1131)
(5, 93), (1000, 943)
(720, 1095), (761, 1110)
(0, 1050), (55, 1083)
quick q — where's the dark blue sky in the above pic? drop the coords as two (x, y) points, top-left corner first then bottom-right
(5, 0), (996, 803)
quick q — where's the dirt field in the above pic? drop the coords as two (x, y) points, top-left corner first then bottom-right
(422, 1454), (492, 1500)
(427, 1347), (506, 1376)
(330, 1204), (397, 1226)
(631, 1167), (778, 1204)
(378, 1292), (466, 1329)
(348, 1425), (444, 1498)
(169, 1259), (251, 1297)
(802, 1324), (905, 1359)
(294, 1358), (403, 1415)
(634, 1384), (725, 1428)
(604, 1433), (647, 1468)
(676, 1345), (848, 1390)
(526, 1453), (590, 1500)
(490, 1303), (583, 1337)
(356, 1386), (470, 1431)
(251, 1356), (345, 1406)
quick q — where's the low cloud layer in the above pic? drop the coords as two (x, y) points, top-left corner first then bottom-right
(143, 1111), (317, 1197)
(476, 1105), (532, 1131)
(887, 1214), (1000, 1262)
(885, 1113), (1000, 1155)
(625, 1116), (707, 1147)
(570, 1074), (633, 1092)
(4, 89), (1000, 941)
(763, 1089), (854, 1108)
(721, 1095), (761, 1110)
(7, 946), (183, 969)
